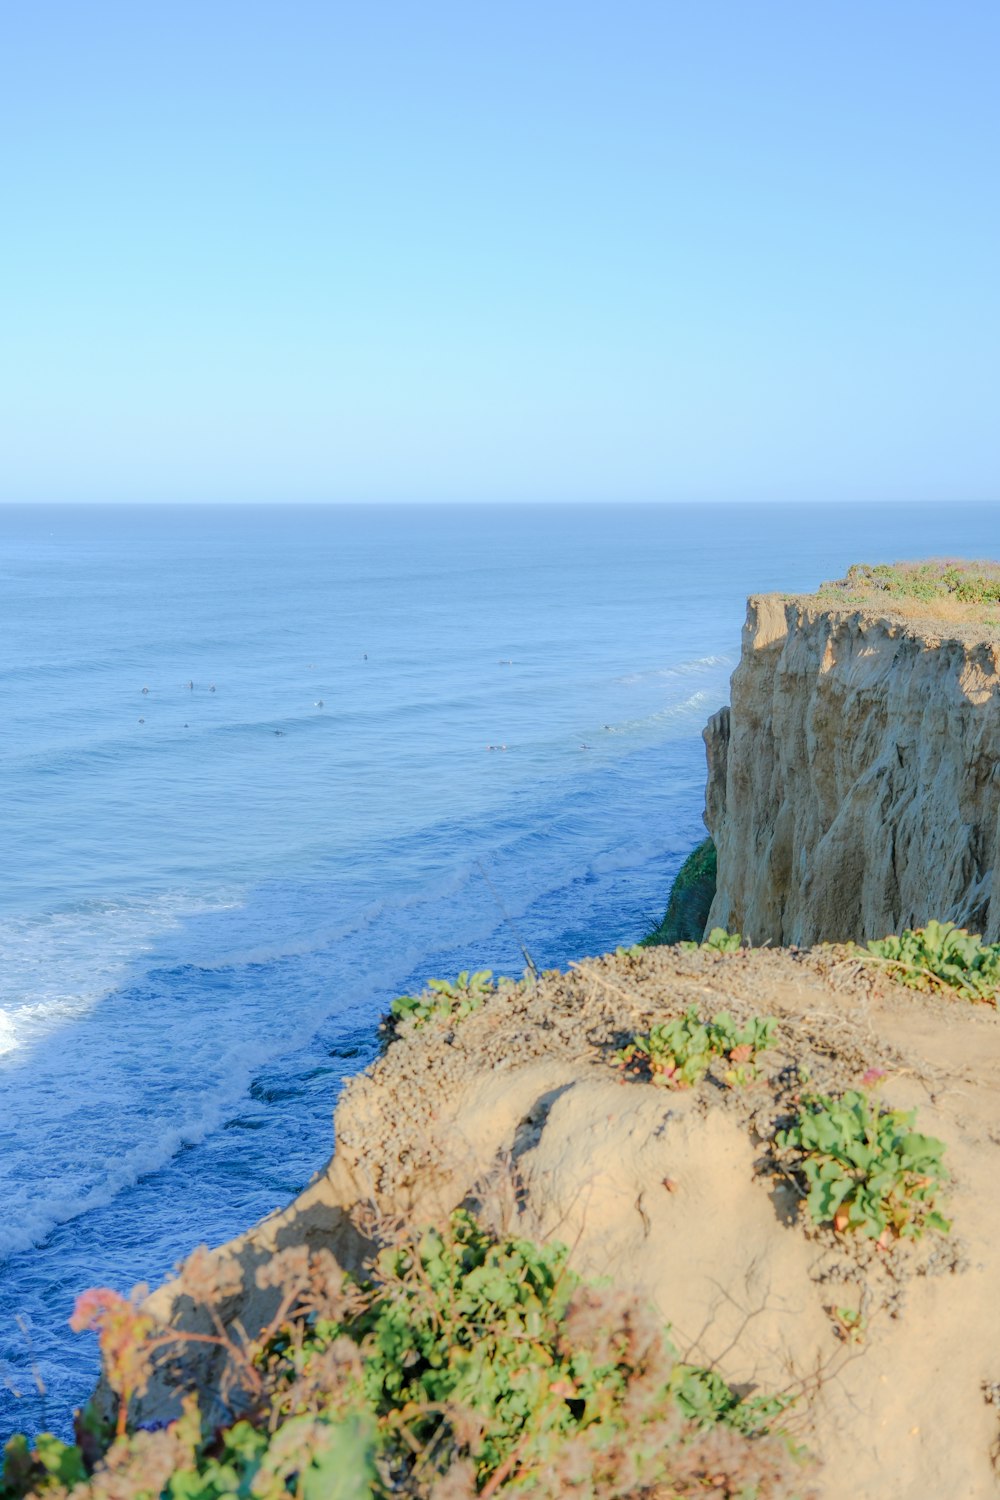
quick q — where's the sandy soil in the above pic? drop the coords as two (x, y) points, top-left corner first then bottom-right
(146, 944), (1000, 1499)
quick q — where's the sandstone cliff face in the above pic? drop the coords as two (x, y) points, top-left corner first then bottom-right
(704, 594), (1000, 946)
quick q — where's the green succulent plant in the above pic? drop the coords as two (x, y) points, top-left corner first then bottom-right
(709, 1011), (778, 1086)
(614, 1008), (776, 1089)
(776, 1089), (950, 1240)
(669, 1364), (793, 1438)
(389, 969), (495, 1027)
(679, 927), (742, 953)
(865, 921), (1000, 1004)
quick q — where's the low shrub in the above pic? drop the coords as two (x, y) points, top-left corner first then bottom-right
(680, 927), (742, 953)
(640, 838), (717, 947)
(670, 1364), (793, 1438)
(614, 1008), (776, 1089)
(865, 921), (1000, 1004)
(838, 562), (944, 601)
(821, 558), (1000, 611)
(843, 559), (1000, 598)
(388, 969), (495, 1029)
(775, 1089), (950, 1241)
(0, 1213), (804, 1500)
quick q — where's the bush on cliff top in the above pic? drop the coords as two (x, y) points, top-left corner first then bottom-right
(1, 1213), (805, 1500)
(864, 921), (1000, 1004)
(823, 559), (1000, 609)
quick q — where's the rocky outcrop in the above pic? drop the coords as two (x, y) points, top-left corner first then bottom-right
(94, 575), (1000, 1499)
(704, 593), (1000, 946)
(143, 947), (1000, 1500)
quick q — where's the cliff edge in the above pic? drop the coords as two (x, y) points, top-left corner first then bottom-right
(18, 561), (1000, 1500)
(705, 562), (1000, 946)
(120, 946), (1000, 1499)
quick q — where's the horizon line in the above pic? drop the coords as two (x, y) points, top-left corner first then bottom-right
(2, 497), (997, 509)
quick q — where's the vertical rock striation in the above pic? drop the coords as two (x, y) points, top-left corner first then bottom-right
(704, 593), (1000, 945)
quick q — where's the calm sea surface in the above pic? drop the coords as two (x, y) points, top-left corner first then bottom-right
(2, 500), (998, 1435)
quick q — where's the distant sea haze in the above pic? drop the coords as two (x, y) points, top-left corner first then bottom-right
(2, 500), (998, 1435)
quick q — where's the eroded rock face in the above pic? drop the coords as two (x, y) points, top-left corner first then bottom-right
(704, 595), (1000, 945)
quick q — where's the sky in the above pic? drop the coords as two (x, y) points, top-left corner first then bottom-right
(1, 2), (998, 505)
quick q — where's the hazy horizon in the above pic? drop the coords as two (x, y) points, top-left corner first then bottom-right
(4, 497), (997, 509)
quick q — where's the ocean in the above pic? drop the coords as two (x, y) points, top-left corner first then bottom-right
(2, 499), (998, 1438)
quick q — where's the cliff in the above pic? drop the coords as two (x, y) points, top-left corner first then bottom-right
(121, 946), (1000, 1499)
(704, 581), (1000, 946)
(22, 564), (1000, 1500)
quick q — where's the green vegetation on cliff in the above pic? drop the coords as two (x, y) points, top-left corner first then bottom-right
(641, 836), (717, 947)
(775, 1089), (950, 1240)
(5, 933), (987, 1499)
(863, 921), (1000, 1004)
(1, 1211), (801, 1500)
(817, 559), (1000, 612)
(613, 1007), (775, 1089)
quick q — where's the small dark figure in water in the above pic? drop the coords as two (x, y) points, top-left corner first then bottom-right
(314, 700), (324, 708)
(141, 686), (149, 695)
(363, 653), (368, 660)
(138, 718), (145, 724)
(274, 729), (285, 736)
(209, 684), (216, 693)
(187, 681), (194, 690)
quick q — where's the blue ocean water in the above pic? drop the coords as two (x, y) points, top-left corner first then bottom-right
(2, 499), (998, 1438)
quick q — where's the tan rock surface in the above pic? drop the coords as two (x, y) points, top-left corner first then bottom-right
(705, 594), (1000, 945)
(147, 947), (1000, 1499)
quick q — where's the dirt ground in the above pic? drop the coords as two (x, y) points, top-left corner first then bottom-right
(151, 944), (1000, 1498)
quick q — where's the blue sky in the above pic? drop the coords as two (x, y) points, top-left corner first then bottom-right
(2, 2), (998, 504)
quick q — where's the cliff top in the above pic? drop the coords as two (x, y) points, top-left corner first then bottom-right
(332, 943), (1000, 1500)
(120, 940), (1000, 1500)
(780, 558), (1000, 642)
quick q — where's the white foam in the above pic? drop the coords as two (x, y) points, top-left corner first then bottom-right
(0, 892), (240, 1062)
(0, 891), (254, 1256)
(0, 864), (508, 1259)
(616, 653), (733, 685)
(0, 1009), (17, 1058)
(603, 687), (716, 737)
